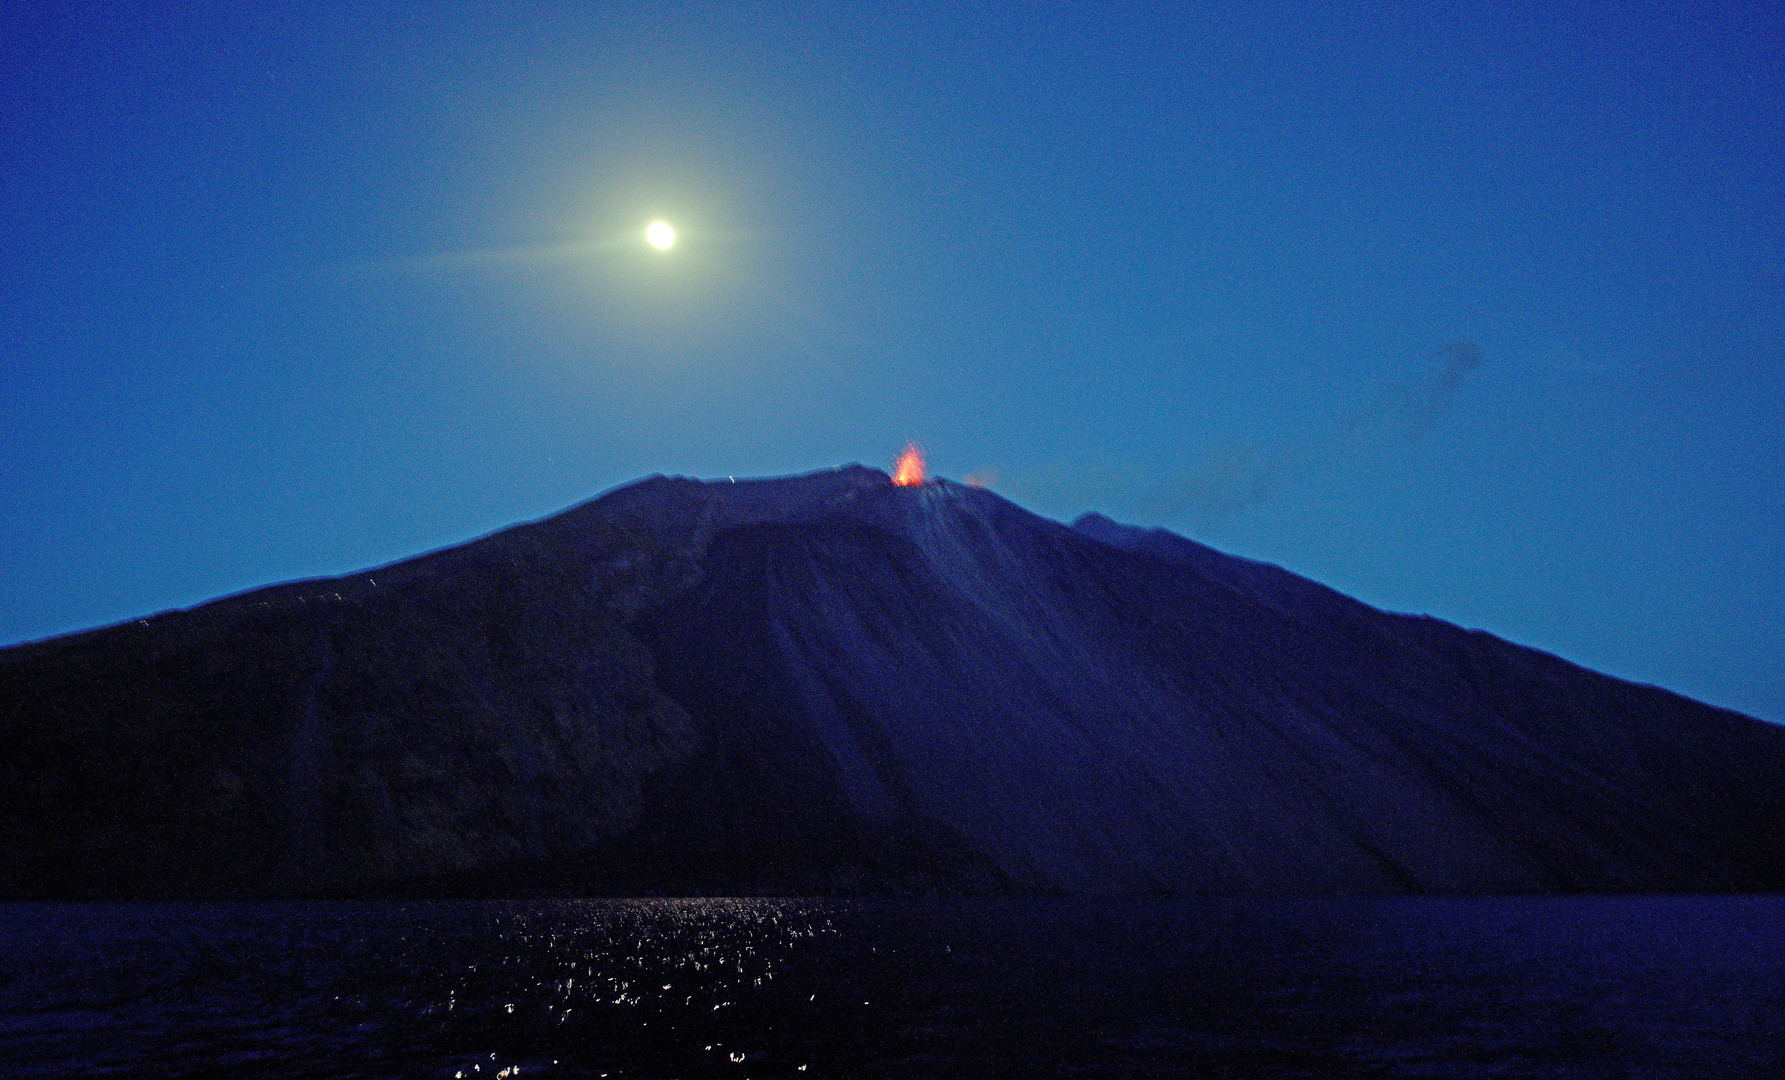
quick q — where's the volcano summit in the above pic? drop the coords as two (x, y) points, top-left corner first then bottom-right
(3, 465), (1782, 898)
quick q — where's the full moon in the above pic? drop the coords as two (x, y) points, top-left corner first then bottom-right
(646, 221), (675, 250)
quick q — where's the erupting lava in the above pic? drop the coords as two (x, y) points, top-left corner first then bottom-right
(892, 443), (927, 486)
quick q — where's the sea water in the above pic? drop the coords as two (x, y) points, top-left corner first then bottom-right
(2, 895), (1782, 1078)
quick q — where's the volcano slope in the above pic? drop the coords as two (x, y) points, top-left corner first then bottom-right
(2, 465), (1782, 898)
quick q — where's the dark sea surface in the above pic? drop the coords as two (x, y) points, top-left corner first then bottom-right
(2, 895), (1782, 1078)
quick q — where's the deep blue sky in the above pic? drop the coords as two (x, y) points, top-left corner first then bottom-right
(4, 3), (1781, 721)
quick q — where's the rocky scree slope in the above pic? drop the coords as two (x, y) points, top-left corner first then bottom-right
(2, 465), (1781, 897)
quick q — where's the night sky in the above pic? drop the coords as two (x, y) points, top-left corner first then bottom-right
(4, 3), (1781, 722)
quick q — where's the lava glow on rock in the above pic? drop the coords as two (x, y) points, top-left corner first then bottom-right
(893, 444), (926, 486)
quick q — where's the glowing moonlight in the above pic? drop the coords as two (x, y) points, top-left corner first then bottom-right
(646, 221), (675, 250)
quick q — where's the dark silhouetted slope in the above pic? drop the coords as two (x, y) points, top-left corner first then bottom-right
(3, 466), (1781, 897)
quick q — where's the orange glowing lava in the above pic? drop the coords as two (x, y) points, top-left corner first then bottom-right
(893, 443), (926, 486)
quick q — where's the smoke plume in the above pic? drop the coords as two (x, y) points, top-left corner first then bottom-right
(1164, 340), (1485, 533)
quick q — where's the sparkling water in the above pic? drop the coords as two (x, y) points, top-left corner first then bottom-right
(2, 895), (1782, 1078)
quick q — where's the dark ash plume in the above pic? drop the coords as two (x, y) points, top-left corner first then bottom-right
(1163, 340), (1485, 533)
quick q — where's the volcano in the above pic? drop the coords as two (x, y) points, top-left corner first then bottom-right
(3, 465), (1782, 898)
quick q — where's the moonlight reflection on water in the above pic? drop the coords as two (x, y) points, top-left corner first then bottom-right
(2, 896), (1783, 1078)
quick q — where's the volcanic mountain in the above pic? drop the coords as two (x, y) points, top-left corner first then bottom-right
(3, 465), (1782, 898)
